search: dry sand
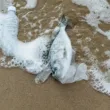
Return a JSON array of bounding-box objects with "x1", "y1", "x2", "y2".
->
[{"x1": 0, "y1": 0, "x2": 110, "y2": 110}]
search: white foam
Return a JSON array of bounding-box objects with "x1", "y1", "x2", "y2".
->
[
  {"x1": 72, "y1": 0, "x2": 110, "y2": 95},
  {"x1": 72, "y1": 0, "x2": 110, "y2": 40},
  {"x1": 49, "y1": 18, "x2": 58, "y2": 28},
  {"x1": 16, "y1": 3, "x2": 21, "y2": 8},
  {"x1": 82, "y1": 45, "x2": 110, "y2": 96},
  {"x1": 105, "y1": 51, "x2": 110, "y2": 57},
  {"x1": 21, "y1": 0, "x2": 37, "y2": 9},
  {"x1": 0, "y1": 34, "x2": 52, "y2": 74},
  {"x1": 103, "y1": 59, "x2": 110, "y2": 69},
  {"x1": 0, "y1": 6, "x2": 53, "y2": 75},
  {"x1": 89, "y1": 65, "x2": 110, "y2": 96}
]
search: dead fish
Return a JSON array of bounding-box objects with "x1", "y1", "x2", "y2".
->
[
  {"x1": 34, "y1": 26, "x2": 60, "y2": 84},
  {"x1": 49, "y1": 15, "x2": 88, "y2": 84}
]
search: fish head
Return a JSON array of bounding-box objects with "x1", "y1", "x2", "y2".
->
[{"x1": 51, "y1": 61, "x2": 64, "y2": 80}]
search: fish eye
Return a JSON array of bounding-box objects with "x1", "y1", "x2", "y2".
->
[
  {"x1": 52, "y1": 67, "x2": 58, "y2": 74},
  {"x1": 54, "y1": 67, "x2": 58, "y2": 72}
]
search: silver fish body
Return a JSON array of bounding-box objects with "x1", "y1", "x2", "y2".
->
[
  {"x1": 49, "y1": 16, "x2": 88, "y2": 84},
  {"x1": 49, "y1": 16, "x2": 74, "y2": 81}
]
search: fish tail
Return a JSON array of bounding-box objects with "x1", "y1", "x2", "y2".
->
[{"x1": 59, "y1": 15, "x2": 69, "y2": 28}]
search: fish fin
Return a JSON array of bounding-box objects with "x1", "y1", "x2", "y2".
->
[
  {"x1": 71, "y1": 48, "x2": 76, "y2": 64},
  {"x1": 59, "y1": 14, "x2": 73, "y2": 29},
  {"x1": 58, "y1": 64, "x2": 77, "y2": 84},
  {"x1": 74, "y1": 63, "x2": 88, "y2": 82},
  {"x1": 59, "y1": 15, "x2": 69, "y2": 27},
  {"x1": 35, "y1": 67, "x2": 52, "y2": 84},
  {"x1": 58, "y1": 63, "x2": 88, "y2": 84}
]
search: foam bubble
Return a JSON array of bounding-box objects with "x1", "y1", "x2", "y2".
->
[
  {"x1": 105, "y1": 51, "x2": 110, "y2": 57},
  {"x1": 82, "y1": 46, "x2": 110, "y2": 96},
  {"x1": 0, "y1": 34, "x2": 52, "y2": 74},
  {"x1": 0, "y1": 5, "x2": 55, "y2": 75},
  {"x1": 22, "y1": 0, "x2": 37, "y2": 9},
  {"x1": 103, "y1": 59, "x2": 110, "y2": 69},
  {"x1": 89, "y1": 65, "x2": 110, "y2": 96}
]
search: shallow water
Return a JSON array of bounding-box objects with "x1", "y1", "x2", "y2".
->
[
  {"x1": 13, "y1": 0, "x2": 109, "y2": 63},
  {"x1": 16, "y1": 0, "x2": 110, "y2": 94}
]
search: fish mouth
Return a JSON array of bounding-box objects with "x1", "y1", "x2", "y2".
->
[
  {"x1": 52, "y1": 74, "x2": 58, "y2": 80},
  {"x1": 51, "y1": 67, "x2": 60, "y2": 80}
]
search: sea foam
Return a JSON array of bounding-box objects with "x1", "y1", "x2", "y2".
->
[
  {"x1": 72, "y1": 0, "x2": 110, "y2": 96},
  {"x1": 0, "y1": 6, "x2": 52, "y2": 75},
  {"x1": 72, "y1": 0, "x2": 110, "y2": 40}
]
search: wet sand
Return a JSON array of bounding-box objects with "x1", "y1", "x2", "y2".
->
[
  {"x1": 0, "y1": 0, "x2": 110, "y2": 110},
  {"x1": 0, "y1": 69, "x2": 110, "y2": 110}
]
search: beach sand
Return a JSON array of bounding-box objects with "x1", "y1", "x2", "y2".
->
[
  {"x1": 0, "y1": 69, "x2": 110, "y2": 110},
  {"x1": 0, "y1": 0, "x2": 110, "y2": 110}
]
